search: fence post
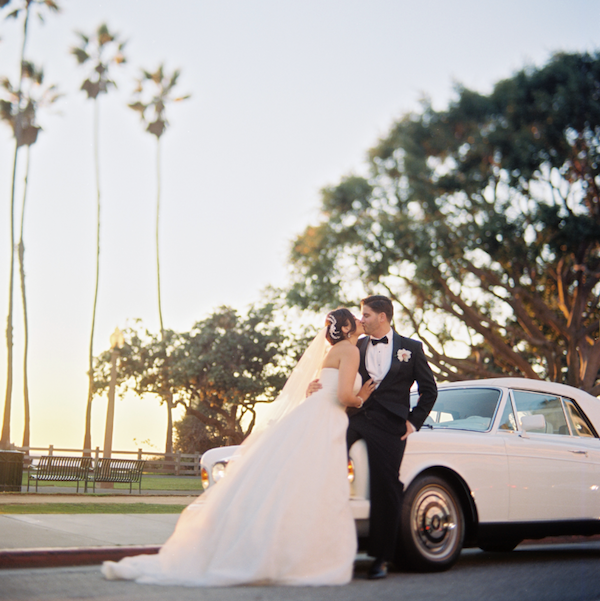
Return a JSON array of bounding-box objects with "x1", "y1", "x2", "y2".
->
[
  {"x1": 175, "y1": 451, "x2": 181, "y2": 476},
  {"x1": 49, "y1": 445, "x2": 54, "y2": 456},
  {"x1": 94, "y1": 447, "x2": 100, "y2": 463},
  {"x1": 194, "y1": 453, "x2": 200, "y2": 476},
  {"x1": 138, "y1": 448, "x2": 142, "y2": 461},
  {"x1": 20, "y1": 446, "x2": 31, "y2": 467}
]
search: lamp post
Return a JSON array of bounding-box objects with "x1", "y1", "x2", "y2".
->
[{"x1": 101, "y1": 327, "x2": 124, "y2": 488}]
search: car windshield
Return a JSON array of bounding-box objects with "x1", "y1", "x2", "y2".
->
[{"x1": 410, "y1": 387, "x2": 502, "y2": 432}]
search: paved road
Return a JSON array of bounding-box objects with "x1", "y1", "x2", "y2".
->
[{"x1": 1, "y1": 542, "x2": 599, "y2": 601}]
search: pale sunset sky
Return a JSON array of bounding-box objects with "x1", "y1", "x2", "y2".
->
[{"x1": 0, "y1": 0, "x2": 598, "y2": 454}]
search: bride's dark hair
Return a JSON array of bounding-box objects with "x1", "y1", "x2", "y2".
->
[{"x1": 325, "y1": 308, "x2": 356, "y2": 345}]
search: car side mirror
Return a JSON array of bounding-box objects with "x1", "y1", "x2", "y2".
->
[{"x1": 520, "y1": 414, "x2": 546, "y2": 432}]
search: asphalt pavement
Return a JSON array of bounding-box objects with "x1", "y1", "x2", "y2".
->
[{"x1": 2, "y1": 544, "x2": 600, "y2": 601}]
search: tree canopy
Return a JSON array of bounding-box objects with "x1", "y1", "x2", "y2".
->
[
  {"x1": 94, "y1": 303, "x2": 302, "y2": 452},
  {"x1": 289, "y1": 52, "x2": 600, "y2": 395}
]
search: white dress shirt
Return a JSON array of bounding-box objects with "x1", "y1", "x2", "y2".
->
[{"x1": 365, "y1": 328, "x2": 394, "y2": 386}]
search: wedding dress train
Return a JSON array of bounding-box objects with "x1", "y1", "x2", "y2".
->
[{"x1": 102, "y1": 368, "x2": 358, "y2": 587}]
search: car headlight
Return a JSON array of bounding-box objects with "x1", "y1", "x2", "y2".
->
[
  {"x1": 200, "y1": 467, "x2": 210, "y2": 490},
  {"x1": 211, "y1": 461, "x2": 228, "y2": 483},
  {"x1": 347, "y1": 459, "x2": 355, "y2": 483}
]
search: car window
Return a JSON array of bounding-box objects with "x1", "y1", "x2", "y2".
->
[
  {"x1": 498, "y1": 397, "x2": 517, "y2": 431},
  {"x1": 413, "y1": 388, "x2": 502, "y2": 432},
  {"x1": 563, "y1": 398, "x2": 596, "y2": 438},
  {"x1": 512, "y1": 390, "x2": 569, "y2": 435}
]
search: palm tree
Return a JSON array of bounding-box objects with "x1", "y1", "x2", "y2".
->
[
  {"x1": 0, "y1": 0, "x2": 59, "y2": 451},
  {"x1": 0, "y1": 64, "x2": 60, "y2": 448},
  {"x1": 128, "y1": 65, "x2": 189, "y2": 455},
  {"x1": 71, "y1": 23, "x2": 126, "y2": 455},
  {"x1": 16, "y1": 64, "x2": 60, "y2": 448}
]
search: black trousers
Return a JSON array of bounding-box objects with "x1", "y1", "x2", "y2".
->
[{"x1": 347, "y1": 402, "x2": 407, "y2": 561}]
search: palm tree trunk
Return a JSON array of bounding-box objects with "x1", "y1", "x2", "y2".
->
[
  {"x1": 1, "y1": 142, "x2": 19, "y2": 450},
  {"x1": 165, "y1": 392, "x2": 174, "y2": 458},
  {"x1": 20, "y1": 2, "x2": 31, "y2": 62},
  {"x1": 83, "y1": 98, "x2": 101, "y2": 456},
  {"x1": 155, "y1": 138, "x2": 173, "y2": 457},
  {"x1": 18, "y1": 147, "x2": 31, "y2": 448},
  {"x1": 156, "y1": 138, "x2": 164, "y2": 334},
  {"x1": 17, "y1": 4, "x2": 32, "y2": 450}
]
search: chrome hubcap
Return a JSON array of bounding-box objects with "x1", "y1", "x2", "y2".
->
[{"x1": 411, "y1": 485, "x2": 459, "y2": 560}]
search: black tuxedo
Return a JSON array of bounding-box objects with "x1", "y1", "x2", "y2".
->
[{"x1": 348, "y1": 330, "x2": 437, "y2": 561}]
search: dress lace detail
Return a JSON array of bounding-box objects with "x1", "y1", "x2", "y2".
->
[{"x1": 102, "y1": 368, "x2": 358, "y2": 587}]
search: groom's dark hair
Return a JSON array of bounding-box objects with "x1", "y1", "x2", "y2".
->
[{"x1": 361, "y1": 295, "x2": 393, "y2": 322}]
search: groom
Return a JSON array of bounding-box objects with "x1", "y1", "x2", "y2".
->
[{"x1": 351, "y1": 295, "x2": 437, "y2": 579}]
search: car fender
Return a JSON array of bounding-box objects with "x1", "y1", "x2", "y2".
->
[
  {"x1": 400, "y1": 430, "x2": 509, "y2": 523},
  {"x1": 349, "y1": 430, "x2": 510, "y2": 523}
]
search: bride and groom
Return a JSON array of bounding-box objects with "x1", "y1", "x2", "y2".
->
[{"x1": 102, "y1": 295, "x2": 438, "y2": 586}]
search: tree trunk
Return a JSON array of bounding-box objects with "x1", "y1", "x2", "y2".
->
[
  {"x1": 155, "y1": 138, "x2": 164, "y2": 333},
  {"x1": 18, "y1": 148, "x2": 31, "y2": 448},
  {"x1": 83, "y1": 98, "x2": 101, "y2": 456},
  {"x1": 155, "y1": 138, "x2": 173, "y2": 457},
  {"x1": 18, "y1": 146, "x2": 31, "y2": 447},
  {"x1": 0, "y1": 142, "x2": 19, "y2": 450},
  {"x1": 164, "y1": 392, "x2": 174, "y2": 458}
]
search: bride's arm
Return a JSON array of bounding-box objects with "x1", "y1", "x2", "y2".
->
[{"x1": 337, "y1": 346, "x2": 373, "y2": 407}]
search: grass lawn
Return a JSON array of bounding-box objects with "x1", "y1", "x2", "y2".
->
[
  {"x1": 22, "y1": 474, "x2": 203, "y2": 491},
  {"x1": 0, "y1": 503, "x2": 187, "y2": 514}
]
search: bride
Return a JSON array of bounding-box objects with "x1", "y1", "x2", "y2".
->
[{"x1": 102, "y1": 308, "x2": 375, "y2": 587}]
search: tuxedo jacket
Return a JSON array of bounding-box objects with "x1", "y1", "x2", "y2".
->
[{"x1": 357, "y1": 331, "x2": 437, "y2": 430}]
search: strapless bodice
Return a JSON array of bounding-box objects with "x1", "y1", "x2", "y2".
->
[{"x1": 317, "y1": 368, "x2": 361, "y2": 397}]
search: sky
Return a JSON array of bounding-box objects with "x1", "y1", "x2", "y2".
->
[{"x1": 0, "y1": 0, "x2": 599, "y2": 456}]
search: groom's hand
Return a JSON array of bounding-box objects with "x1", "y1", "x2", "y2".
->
[
  {"x1": 306, "y1": 379, "x2": 322, "y2": 397},
  {"x1": 401, "y1": 420, "x2": 416, "y2": 441}
]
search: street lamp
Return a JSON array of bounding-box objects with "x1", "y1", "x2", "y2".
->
[{"x1": 102, "y1": 327, "x2": 124, "y2": 463}]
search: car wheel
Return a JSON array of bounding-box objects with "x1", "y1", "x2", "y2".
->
[
  {"x1": 479, "y1": 539, "x2": 521, "y2": 553},
  {"x1": 396, "y1": 475, "x2": 465, "y2": 572}
]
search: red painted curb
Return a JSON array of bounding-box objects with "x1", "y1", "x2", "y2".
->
[{"x1": 0, "y1": 545, "x2": 160, "y2": 569}]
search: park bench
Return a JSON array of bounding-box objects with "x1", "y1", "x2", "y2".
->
[
  {"x1": 27, "y1": 456, "x2": 93, "y2": 493},
  {"x1": 89, "y1": 458, "x2": 146, "y2": 493}
]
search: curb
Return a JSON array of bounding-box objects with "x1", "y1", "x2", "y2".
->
[{"x1": 0, "y1": 545, "x2": 160, "y2": 570}]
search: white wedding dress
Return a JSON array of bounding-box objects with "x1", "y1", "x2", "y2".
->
[{"x1": 102, "y1": 368, "x2": 358, "y2": 587}]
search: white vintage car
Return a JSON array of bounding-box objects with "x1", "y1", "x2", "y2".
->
[{"x1": 200, "y1": 377, "x2": 600, "y2": 571}]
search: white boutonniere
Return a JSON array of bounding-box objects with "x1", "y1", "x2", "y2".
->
[{"x1": 397, "y1": 349, "x2": 412, "y2": 362}]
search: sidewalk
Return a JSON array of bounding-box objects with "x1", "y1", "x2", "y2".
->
[{"x1": 0, "y1": 488, "x2": 198, "y2": 568}]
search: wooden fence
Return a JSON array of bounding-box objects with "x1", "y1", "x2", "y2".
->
[{"x1": 15, "y1": 446, "x2": 202, "y2": 477}]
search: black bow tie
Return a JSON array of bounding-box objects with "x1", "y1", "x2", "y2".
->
[{"x1": 371, "y1": 336, "x2": 388, "y2": 346}]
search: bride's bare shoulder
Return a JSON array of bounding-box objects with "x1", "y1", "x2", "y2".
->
[{"x1": 339, "y1": 343, "x2": 359, "y2": 357}]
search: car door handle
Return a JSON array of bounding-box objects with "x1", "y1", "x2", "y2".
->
[{"x1": 570, "y1": 450, "x2": 588, "y2": 456}]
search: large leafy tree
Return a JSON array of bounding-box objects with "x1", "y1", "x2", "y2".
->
[
  {"x1": 0, "y1": 0, "x2": 59, "y2": 450},
  {"x1": 71, "y1": 23, "x2": 126, "y2": 454},
  {"x1": 93, "y1": 303, "x2": 297, "y2": 452},
  {"x1": 169, "y1": 305, "x2": 290, "y2": 449},
  {"x1": 289, "y1": 52, "x2": 600, "y2": 395}
]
